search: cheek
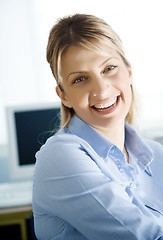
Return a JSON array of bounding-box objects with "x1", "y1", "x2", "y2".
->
[
  {"x1": 117, "y1": 75, "x2": 132, "y2": 101},
  {"x1": 124, "y1": 84, "x2": 132, "y2": 100},
  {"x1": 124, "y1": 85, "x2": 133, "y2": 109},
  {"x1": 65, "y1": 89, "x2": 88, "y2": 107}
]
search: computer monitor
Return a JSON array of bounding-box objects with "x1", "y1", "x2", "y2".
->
[{"x1": 6, "y1": 102, "x2": 61, "y2": 181}]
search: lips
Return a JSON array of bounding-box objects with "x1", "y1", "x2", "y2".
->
[{"x1": 92, "y1": 96, "x2": 119, "y2": 112}]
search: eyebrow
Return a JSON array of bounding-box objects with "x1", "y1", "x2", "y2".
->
[
  {"x1": 99, "y1": 57, "x2": 113, "y2": 68},
  {"x1": 66, "y1": 57, "x2": 115, "y2": 80},
  {"x1": 67, "y1": 71, "x2": 87, "y2": 80}
]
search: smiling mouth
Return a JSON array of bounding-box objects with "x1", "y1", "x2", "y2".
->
[{"x1": 92, "y1": 96, "x2": 119, "y2": 112}]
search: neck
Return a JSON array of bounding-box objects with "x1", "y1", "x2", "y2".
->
[{"x1": 93, "y1": 120, "x2": 127, "y2": 156}]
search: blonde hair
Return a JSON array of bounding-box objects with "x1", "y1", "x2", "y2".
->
[{"x1": 47, "y1": 13, "x2": 136, "y2": 127}]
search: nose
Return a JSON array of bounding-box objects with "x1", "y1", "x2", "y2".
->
[{"x1": 91, "y1": 76, "x2": 111, "y2": 99}]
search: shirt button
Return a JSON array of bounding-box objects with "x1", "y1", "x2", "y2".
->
[{"x1": 129, "y1": 182, "x2": 136, "y2": 189}]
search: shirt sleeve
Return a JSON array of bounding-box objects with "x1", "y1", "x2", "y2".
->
[{"x1": 33, "y1": 138, "x2": 163, "y2": 240}]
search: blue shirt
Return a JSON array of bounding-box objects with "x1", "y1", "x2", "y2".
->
[{"x1": 33, "y1": 115, "x2": 163, "y2": 240}]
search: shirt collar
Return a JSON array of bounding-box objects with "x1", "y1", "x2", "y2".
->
[
  {"x1": 67, "y1": 115, "x2": 154, "y2": 170},
  {"x1": 125, "y1": 122, "x2": 154, "y2": 172},
  {"x1": 67, "y1": 115, "x2": 113, "y2": 159}
]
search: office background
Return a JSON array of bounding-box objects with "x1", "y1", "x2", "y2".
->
[{"x1": 0, "y1": 0, "x2": 163, "y2": 181}]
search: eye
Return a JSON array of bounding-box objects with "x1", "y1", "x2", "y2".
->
[
  {"x1": 73, "y1": 76, "x2": 87, "y2": 84},
  {"x1": 103, "y1": 65, "x2": 117, "y2": 73}
]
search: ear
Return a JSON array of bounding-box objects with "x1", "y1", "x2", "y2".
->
[{"x1": 56, "y1": 85, "x2": 72, "y2": 108}]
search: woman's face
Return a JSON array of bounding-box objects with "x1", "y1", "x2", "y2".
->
[{"x1": 56, "y1": 43, "x2": 133, "y2": 131}]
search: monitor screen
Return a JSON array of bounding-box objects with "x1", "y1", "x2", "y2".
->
[{"x1": 6, "y1": 102, "x2": 61, "y2": 181}]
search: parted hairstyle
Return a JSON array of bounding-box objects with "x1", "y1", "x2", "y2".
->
[{"x1": 46, "y1": 13, "x2": 136, "y2": 127}]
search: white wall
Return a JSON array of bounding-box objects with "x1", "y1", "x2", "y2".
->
[{"x1": 1, "y1": 0, "x2": 163, "y2": 144}]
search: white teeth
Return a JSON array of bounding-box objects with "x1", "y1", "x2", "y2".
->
[{"x1": 94, "y1": 97, "x2": 117, "y2": 110}]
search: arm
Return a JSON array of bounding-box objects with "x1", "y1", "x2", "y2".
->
[{"x1": 34, "y1": 140, "x2": 163, "y2": 240}]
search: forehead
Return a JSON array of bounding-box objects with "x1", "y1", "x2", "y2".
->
[
  {"x1": 62, "y1": 43, "x2": 119, "y2": 60},
  {"x1": 60, "y1": 44, "x2": 120, "y2": 75}
]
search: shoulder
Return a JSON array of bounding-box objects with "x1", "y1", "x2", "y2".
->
[
  {"x1": 37, "y1": 129, "x2": 92, "y2": 155},
  {"x1": 145, "y1": 138, "x2": 163, "y2": 156},
  {"x1": 36, "y1": 131, "x2": 83, "y2": 159},
  {"x1": 35, "y1": 130, "x2": 95, "y2": 169},
  {"x1": 34, "y1": 129, "x2": 101, "y2": 182}
]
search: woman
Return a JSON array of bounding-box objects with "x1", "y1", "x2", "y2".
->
[{"x1": 33, "y1": 14, "x2": 163, "y2": 239}]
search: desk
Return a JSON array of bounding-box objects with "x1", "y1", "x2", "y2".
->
[{"x1": 0, "y1": 205, "x2": 36, "y2": 240}]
